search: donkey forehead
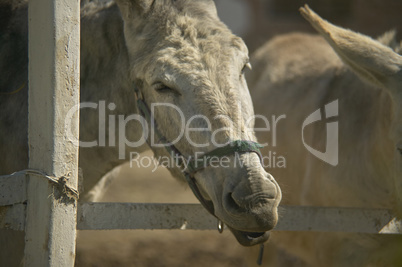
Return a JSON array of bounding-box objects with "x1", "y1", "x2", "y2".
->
[
  {"x1": 129, "y1": 1, "x2": 249, "y2": 78},
  {"x1": 139, "y1": 19, "x2": 248, "y2": 87}
]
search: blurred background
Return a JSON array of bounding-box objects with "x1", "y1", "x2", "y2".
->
[
  {"x1": 75, "y1": 1, "x2": 402, "y2": 266},
  {"x1": 216, "y1": 0, "x2": 402, "y2": 52}
]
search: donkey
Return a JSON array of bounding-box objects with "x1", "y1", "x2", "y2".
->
[
  {"x1": 248, "y1": 5, "x2": 402, "y2": 266},
  {"x1": 0, "y1": 0, "x2": 282, "y2": 264}
]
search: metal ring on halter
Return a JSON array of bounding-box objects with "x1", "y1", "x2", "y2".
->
[{"x1": 217, "y1": 220, "x2": 224, "y2": 233}]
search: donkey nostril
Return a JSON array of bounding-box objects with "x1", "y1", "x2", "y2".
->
[{"x1": 225, "y1": 192, "x2": 243, "y2": 212}]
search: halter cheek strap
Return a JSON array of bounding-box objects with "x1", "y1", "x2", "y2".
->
[{"x1": 133, "y1": 85, "x2": 264, "y2": 217}]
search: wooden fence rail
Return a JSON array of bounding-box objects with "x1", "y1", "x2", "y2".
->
[{"x1": 1, "y1": 176, "x2": 401, "y2": 234}]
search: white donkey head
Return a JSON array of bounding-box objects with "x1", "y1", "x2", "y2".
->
[{"x1": 114, "y1": 0, "x2": 282, "y2": 245}]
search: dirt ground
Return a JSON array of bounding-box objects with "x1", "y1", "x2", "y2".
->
[{"x1": 75, "y1": 152, "x2": 291, "y2": 267}]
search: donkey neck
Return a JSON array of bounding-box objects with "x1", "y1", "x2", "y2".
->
[{"x1": 79, "y1": 2, "x2": 150, "y2": 193}]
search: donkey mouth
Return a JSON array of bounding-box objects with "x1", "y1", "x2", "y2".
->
[{"x1": 229, "y1": 227, "x2": 270, "y2": 246}]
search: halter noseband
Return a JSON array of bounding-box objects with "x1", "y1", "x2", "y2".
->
[{"x1": 134, "y1": 85, "x2": 264, "y2": 217}]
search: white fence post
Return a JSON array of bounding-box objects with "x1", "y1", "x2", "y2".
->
[{"x1": 24, "y1": 0, "x2": 80, "y2": 265}]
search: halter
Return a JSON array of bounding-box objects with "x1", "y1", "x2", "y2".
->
[{"x1": 133, "y1": 85, "x2": 264, "y2": 218}]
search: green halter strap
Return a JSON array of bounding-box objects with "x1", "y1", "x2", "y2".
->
[{"x1": 186, "y1": 140, "x2": 264, "y2": 175}]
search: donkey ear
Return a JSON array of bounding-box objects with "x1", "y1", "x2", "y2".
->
[
  {"x1": 376, "y1": 29, "x2": 398, "y2": 48},
  {"x1": 300, "y1": 5, "x2": 402, "y2": 92},
  {"x1": 115, "y1": 0, "x2": 154, "y2": 20},
  {"x1": 174, "y1": 0, "x2": 218, "y2": 20}
]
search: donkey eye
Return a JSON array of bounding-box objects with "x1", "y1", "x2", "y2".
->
[
  {"x1": 156, "y1": 85, "x2": 172, "y2": 93},
  {"x1": 154, "y1": 83, "x2": 178, "y2": 94}
]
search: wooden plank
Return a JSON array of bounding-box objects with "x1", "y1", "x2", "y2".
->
[
  {"x1": 24, "y1": 0, "x2": 80, "y2": 265},
  {"x1": 2, "y1": 200, "x2": 399, "y2": 234},
  {"x1": 77, "y1": 203, "x2": 402, "y2": 234},
  {"x1": 0, "y1": 173, "x2": 27, "y2": 206},
  {"x1": 275, "y1": 206, "x2": 399, "y2": 234},
  {"x1": 77, "y1": 203, "x2": 216, "y2": 230}
]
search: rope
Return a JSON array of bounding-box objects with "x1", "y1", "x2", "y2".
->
[
  {"x1": 257, "y1": 244, "x2": 265, "y2": 265},
  {"x1": 0, "y1": 82, "x2": 26, "y2": 95},
  {"x1": 7, "y1": 169, "x2": 79, "y2": 201}
]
